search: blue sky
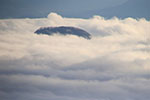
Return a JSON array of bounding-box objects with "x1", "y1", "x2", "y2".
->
[
  {"x1": 0, "y1": 0, "x2": 127, "y2": 18},
  {"x1": 0, "y1": 0, "x2": 149, "y2": 19}
]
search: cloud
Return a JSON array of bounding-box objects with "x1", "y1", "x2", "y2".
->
[{"x1": 0, "y1": 13, "x2": 150, "y2": 100}]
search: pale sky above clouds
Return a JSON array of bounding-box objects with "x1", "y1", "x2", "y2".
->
[
  {"x1": 0, "y1": 0, "x2": 127, "y2": 18},
  {"x1": 0, "y1": 0, "x2": 149, "y2": 19}
]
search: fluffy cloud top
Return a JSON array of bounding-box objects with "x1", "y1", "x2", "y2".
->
[{"x1": 0, "y1": 13, "x2": 150, "y2": 100}]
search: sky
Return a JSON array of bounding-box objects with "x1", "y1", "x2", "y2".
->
[
  {"x1": 0, "y1": 0, "x2": 150, "y2": 100},
  {"x1": 0, "y1": 0, "x2": 127, "y2": 18},
  {"x1": 0, "y1": 0, "x2": 149, "y2": 19}
]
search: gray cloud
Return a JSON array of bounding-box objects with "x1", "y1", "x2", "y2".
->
[{"x1": 0, "y1": 13, "x2": 149, "y2": 100}]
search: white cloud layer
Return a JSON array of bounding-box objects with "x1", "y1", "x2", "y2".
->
[{"x1": 0, "y1": 13, "x2": 150, "y2": 100}]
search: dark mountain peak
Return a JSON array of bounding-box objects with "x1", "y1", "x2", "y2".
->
[{"x1": 35, "y1": 26, "x2": 92, "y2": 39}]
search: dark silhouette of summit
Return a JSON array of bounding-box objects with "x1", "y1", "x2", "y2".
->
[{"x1": 35, "y1": 26, "x2": 91, "y2": 39}]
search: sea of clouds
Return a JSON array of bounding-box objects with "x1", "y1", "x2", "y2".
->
[{"x1": 0, "y1": 13, "x2": 150, "y2": 100}]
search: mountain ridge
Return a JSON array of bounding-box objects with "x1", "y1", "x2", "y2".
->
[{"x1": 35, "y1": 26, "x2": 92, "y2": 39}]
